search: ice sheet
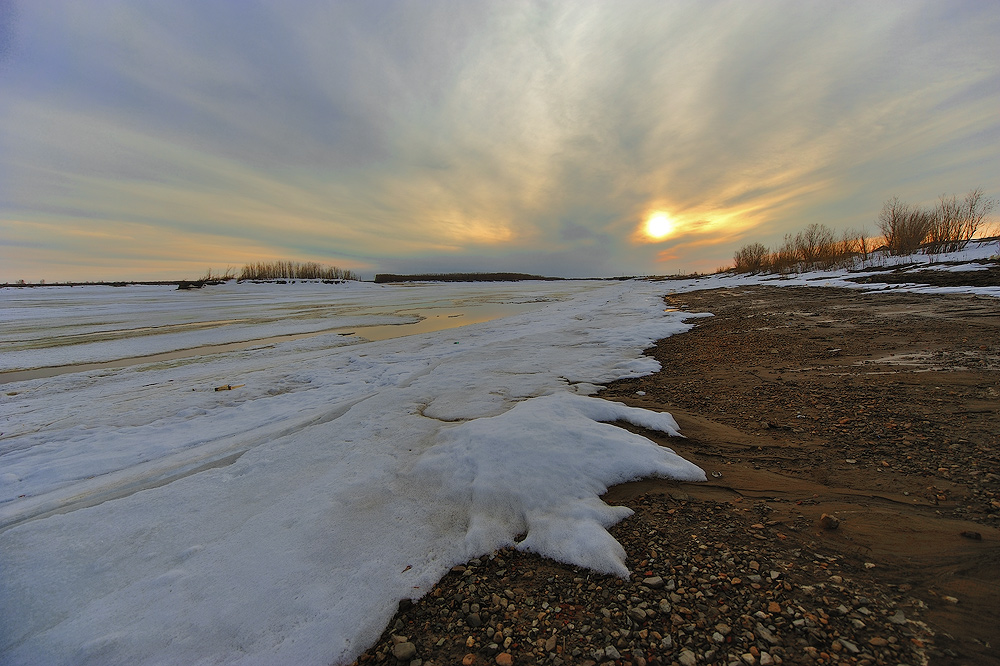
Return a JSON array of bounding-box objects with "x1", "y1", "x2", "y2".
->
[{"x1": 0, "y1": 280, "x2": 704, "y2": 665}]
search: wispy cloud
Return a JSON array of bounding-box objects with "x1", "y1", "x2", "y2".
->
[{"x1": 2, "y1": 0, "x2": 999, "y2": 280}]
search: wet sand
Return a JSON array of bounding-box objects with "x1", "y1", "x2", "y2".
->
[{"x1": 603, "y1": 285, "x2": 1000, "y2": 664}]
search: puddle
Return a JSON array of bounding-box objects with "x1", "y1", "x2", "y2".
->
[{"x1": 0, "y1": 301, "x2": 544, "y2": 384}]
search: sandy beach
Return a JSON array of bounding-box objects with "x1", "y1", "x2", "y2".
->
[{"x1": 354, "y1": 285, "x2": 1000, "y2": 666}]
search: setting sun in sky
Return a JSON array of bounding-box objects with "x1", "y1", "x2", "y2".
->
[
  {"x1": 1, "y1": 2, "x2": 999, "y2": 281},
  {"x1": 644, "y1": 213, "x2": 675, "y2": 240}
]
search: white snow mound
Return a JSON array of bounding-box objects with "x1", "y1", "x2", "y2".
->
[{"x1": 414, "y1": 392, "x2": 704, "y2": 577}]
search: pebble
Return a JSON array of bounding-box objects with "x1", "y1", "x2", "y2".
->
[
  {"x1": 627, "y1": 608, "x2": 646, "y2": 622},
  {"x1": 819, "y1": 513, "x2": 840, "y2": 530},
  {"x1": 392, "y1": 642, "x2": 416, "y2": 660},
  {"x1": 353, "y1": 495, "x2": 939, "y2": 666},
  {"x1": 642, "y1": 576, "x2": 665, "y2": 589}
]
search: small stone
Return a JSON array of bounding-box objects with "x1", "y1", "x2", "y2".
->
[
  {"x1": 960, "y1": 531, "x2": 982, "y2": 540},
  {"x1": 755, "y1": 623, "x2": 778, "y2": 645},
  {"x1": 462, "y1": 654, "x2": 477, "y2": 665},
  {"x1": 495, "y1": 653, "x2": 513, "y2": 666},
  {"x1": 627, "y1": 608, "x2": 647, "y2": 622},
  {"x1": 392, "y1": 642, "x2": 417, "y2": 661},
  {"x1": 869, "y1": 637, "x2": 888, "y2": 647},
  {"x1": 839, "y1": 638, "x2": 859, "y2": 654},
  {"x1": 889, "y1": 610, "x2": 907, "y2": 625},
  {"x1": 643, "y1": 576, "x2": 665, "y2": 589},
  {"x1": 679, "y1": 649, "x2": 697, "y2": 666},
  {"x1": 605, "y1": 646, "x2": 622, "y2": 660},
  {"x1": 741, "y1": 653, "x2": 756, "y2": 665},
  {"x1": 467, "y1": 613, "x2": 482, "y2": 628},
  {"x1": 767, "y1": 602, "x2": 781, "y2": 614},
  {"x1": 545, "y1": 633, "x2": 557, "y2": 652},
  {"x1": 759, "y1": 652, "x2": 774, "y2": 666},
  {"x1": 819, "y1": 513, "x2": 840, "y2": 530},
  {"x1": 943, "y1": 595, "x2": 959, "y2": 604}
]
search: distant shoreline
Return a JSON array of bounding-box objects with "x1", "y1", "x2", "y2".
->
[
  {"x1": 0, "y1": 278, "x2": 358, "y2": 289},
  {"x1": 1, "y1": 274, "x2": 636, "y2": 288}
]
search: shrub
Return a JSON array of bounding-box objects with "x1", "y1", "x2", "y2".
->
[
  {"x1": 199, "y1": 267, "x2": 237, "y2": 282},
  {"x1": 795, "y1": 223, "x2": 837, "y2": 268},
  {"x1": 926, "y1": 188, "x2": 998, "y2": 254},
  {"x1": 768, "y1": 234, "x2": 800, "y2": 274},
  {"x1": 877, "y1": 196, "x2": 936, "y2": 256},
  {"x1": 733, "y1": 242, "x2": 769, "y2": 273}
]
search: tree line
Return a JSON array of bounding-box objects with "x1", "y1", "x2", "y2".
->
[
  {"x1": 198, "y1": 261, "x2": 359, "y2": 282},
  {"x1": 238, "y1": 261, "x2": 358, "y2": 281},
  {"x1": 732, "y1": 188, "x2": 997, "y2": 274}
]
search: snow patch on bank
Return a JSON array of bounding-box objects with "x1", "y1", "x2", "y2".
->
[{"x1": 416, "y1": 393, "x2": 703, "y2": 578}]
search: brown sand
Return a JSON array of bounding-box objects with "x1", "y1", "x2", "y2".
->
[
  {"x1": 603, "y1": 285, "x2": 1000, "y2": 664},
  {"x1": 354, "y1": 285, "x2": 1000, "y2": 666}
]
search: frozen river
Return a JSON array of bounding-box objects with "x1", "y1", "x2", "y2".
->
[
  {"x1": 0, "y1": 279, "x2": 706, "y2": 665},
  {"x1": 0, "y1": 281, "x2": 571, "y2": 382}
]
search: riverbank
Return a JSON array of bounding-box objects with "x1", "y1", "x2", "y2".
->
[{"x1": 353, "y1": 285, "x2": 1000, "y2": 666}]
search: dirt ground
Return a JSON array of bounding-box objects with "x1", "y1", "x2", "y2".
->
[
  {"x1": 603, "y1": 285, "x2": 1000, "y2": 664},
  {"x1": 353, "y1": 285, "x2": 1000, "y2": 666}
]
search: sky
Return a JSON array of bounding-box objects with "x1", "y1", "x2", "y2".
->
[{"x1": 1, "y1": 0, "x2": 999, "y2": 282}]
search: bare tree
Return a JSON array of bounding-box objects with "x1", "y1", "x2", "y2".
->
[
  {"x1": 960, "y1": 188, "x2": 998, "y2": 239},
  {"x1": 855, "y1": 227, "x2": 873, "y2": 265},
  {"x1": 794, "y1": 223, "x2": 838, "y2": 268},
  {"x1": 733, "y1": 242, "x2": 769, "y2": 273},
  {"x1": 769, "y1": 234, "x2": 799, "y2": 274},
  {"x1": 877, "y1": 196, "x2": 935, "y2": 255},
  {"x1": 925, "y1": 188, "x2": 997, "y2": 253}
]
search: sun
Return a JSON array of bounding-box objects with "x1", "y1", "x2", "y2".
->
[{"x1": 644, "y1": 212, "x2": 674, "y2": 239}]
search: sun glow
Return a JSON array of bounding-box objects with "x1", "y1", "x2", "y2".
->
[{"x1": 644, "y1": 212, "x2": 675, "y2": 239}]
